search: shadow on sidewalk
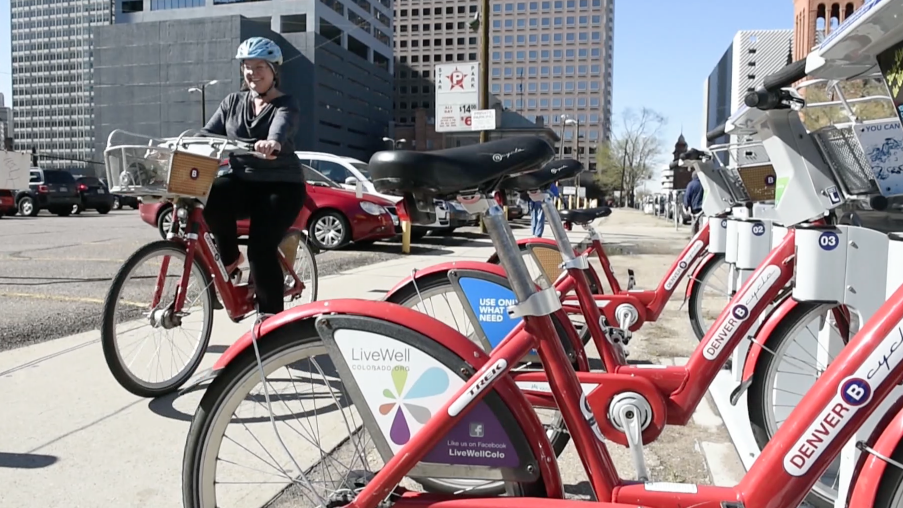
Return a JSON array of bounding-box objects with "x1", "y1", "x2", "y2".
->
[{"x1": 0, "y1": 452, "x2": 58, "y2": 469}]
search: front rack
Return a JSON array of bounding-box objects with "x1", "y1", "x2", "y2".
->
[{"x1": 103, "y1": 129, "x2": 230, "y2": 201}]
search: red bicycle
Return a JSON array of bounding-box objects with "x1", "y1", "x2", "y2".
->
[
  {"x1": 100, "y1": 130, "x2": 318, "y2": 398},
  {"x1": 180, "y1": 135, "x2": 903, "y2": 508}
]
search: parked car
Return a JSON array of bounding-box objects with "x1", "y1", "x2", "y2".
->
[
  {"x1": 295, "y1": 151, "x2": 459, "y2": 236},
  {"x1": 14, "y1": 168, "x2": 81, "y2": 217},
  {"x1": 98, "y1": 179, "x2": 139, "y2": 210},
  {"x1": 73, "y1": 176, "x2": 115, "y2": 214},
  {"x1": 0, "y1": 189, "x2": 15, "y2": 217},
  {"x1": 139, "y1": 165, "x2": 397, "y2": 250}
]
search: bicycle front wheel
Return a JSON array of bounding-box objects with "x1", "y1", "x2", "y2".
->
[
  {"x1": 281, "y1": 230, "x2": 319, "y2": 308},
  {"x1": 101, "y1": 240, "x2": 216, "y2": 398},
  {"x1": 182, "y1": 319, "x2": 546, "y2": 507}
]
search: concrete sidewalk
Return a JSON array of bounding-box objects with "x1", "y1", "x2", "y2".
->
[{"x1": 0, "y1": 213, "x2": 613, "y2": 507}]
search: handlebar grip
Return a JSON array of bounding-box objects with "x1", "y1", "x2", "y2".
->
[
  {"x1": 706, "y1": 124, "x2": 726, "y2": 142},
  {"x1": 680, "y1": 148, "x2": 707, "y2": 161},
  {"x1": 762, "y1": 58, "x2": 808, "y2": 91}
]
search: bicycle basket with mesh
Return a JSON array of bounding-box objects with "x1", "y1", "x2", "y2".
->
[
  {"x1": 810, "y1": 124, "x2": 882, "y2": 197},
  {"x1": 103, "y1": 130, "x2": 223, "y2": 200}
]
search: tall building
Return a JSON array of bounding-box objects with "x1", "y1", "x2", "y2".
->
[
  {"x1": 392, "y1": 0, "x2": 614, "y2": 169},
  {"x1": 10, "y1": 0, "x2": 113, "y2": 168},
  {"x1": 701, "y1": 29, "x2": 794, "y2": 165},
  {"x1": 0, "y1": 93, "x2": 12, "y2": 149},
  {"x1": 93, "y1": 0, "x2": 394, "y2": 162},
  {"x1": 793, "y1": 0, "x2": 864, "y2": 61}
]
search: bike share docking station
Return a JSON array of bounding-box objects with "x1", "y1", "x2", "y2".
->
[{"x1": 696, "y1": 18, "x2": 903, "y2": 504}]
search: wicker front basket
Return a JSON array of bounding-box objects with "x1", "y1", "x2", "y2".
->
[
  {"x1": 167, "y1": 151, "x2": 221, "y2": 199},
  {"x1": 737, "y1": 164, "x2": 777, "y2": 202}
]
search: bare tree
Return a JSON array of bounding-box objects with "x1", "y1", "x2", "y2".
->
[{"x1": 595, "y1": 107, "x2": 667, "y2": 206}]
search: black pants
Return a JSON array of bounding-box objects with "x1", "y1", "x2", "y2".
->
[{"x1": 203, "y1": 175, "x2": 306, "y2": 314}]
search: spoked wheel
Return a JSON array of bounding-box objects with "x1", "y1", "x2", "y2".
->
[
  {"x1": 279, "y1": 230, "x2": 319, "y2": 309},
  {"x1": 490, "y1": 245, "x2": 602, "y2": 294},
  {"x1": 748, "y1": 301, "x2": 853, "y2": 508},
  {"x1": 687, "y1": 254, "x2": 732, "y2": 341},
  {"x1": 182, "y1": 320, "x2": 546, "y2": 507},
  {"x1": 101, "y1": 241, "x2": 216, "y2": 398},
  {"x1": 384, "y1": 273, "x2": 585, "y2": 458}
]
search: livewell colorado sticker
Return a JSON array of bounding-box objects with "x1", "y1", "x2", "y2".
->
[{"x1": 333, "y1": 328, "x2": 519, "y2": 467}]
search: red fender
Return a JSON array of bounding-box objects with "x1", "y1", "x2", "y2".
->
[
  {"x1": 212, "y1": 299, "x2": 565, "y2": 498},
  {"x1": 383, "y1": 261, "x2": 489, "y2": 299},
  {"x1": 382, "y1": 260, "x2": 590, "y2": 372},
  {"x1": 684, "y1": 252, "x2": 718, "y2": 301},
  {"x1": 740, "y1": 296, "x2": 800, "y2": 382},
  {"x1": 849, "y1": 401, "x2": 903, "y2": 507},
  {"x1": 486, "y1": 238, "x2": 559, "y2": 264}
]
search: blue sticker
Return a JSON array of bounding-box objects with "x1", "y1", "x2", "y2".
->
[
  {"x1": 751, "y1": 222, "x2": 766, "y2": 236},
  {"x1": 732, "y1": 304, "x2": 749, "y2": 321},
  {"x1": 819, "y1": 231, "x2": 839, "y2": 251},
  {"x1": 840, "y1": 378, "x2": 871, "y2": 407},
  {"x1": 765, "y1": 174, "x2": 776, "y2": 186},
  {"x1": 458, "y1": 278, "x2": 522, "y2": 348},
  {"x1": 826, "y1": 186, "x2": 842, "y2": 205}
]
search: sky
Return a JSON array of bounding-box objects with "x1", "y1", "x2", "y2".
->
[{"x1": 0, "y1": 0, "x2": 795, "y2": 183}]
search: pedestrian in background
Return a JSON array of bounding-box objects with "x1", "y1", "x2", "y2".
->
[
  {"x1": 531, "y1": 182, "x2": 559, "y2": 237},
  {"x1": 683, "y1": 169, "x2": 704, "y2": 234}
]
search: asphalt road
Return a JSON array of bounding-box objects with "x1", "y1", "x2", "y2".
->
[{"x1": 0, "y1": 209, "x2": 490, "y2": 351}]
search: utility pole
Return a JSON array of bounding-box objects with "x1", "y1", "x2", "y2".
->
[
  {"x1": 618, "y1": 140, "x2": 628, "y2": 207},
  {"x1": 479, "y1": 0, "x2": 490, "y2": 144}
]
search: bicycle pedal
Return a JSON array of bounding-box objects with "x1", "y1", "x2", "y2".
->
[{"x1": 627, "y1": 269, "x2": 637, "y2": 290}]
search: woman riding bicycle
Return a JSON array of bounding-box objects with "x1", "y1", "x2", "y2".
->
[{"x1": 201, "y1": 36, "x2": 306, "y2": 316}]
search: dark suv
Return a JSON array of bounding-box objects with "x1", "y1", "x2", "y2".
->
[
  {"x1": 15, "y1": 168, "x2": 81, "y2": 217},
  {"x1": 74, "y1": 176, "x2": 115, "y2": 214}
]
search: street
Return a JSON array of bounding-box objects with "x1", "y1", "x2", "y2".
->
[{"x1": 0, "y1": 210, "x2": 491, "y2": 351}]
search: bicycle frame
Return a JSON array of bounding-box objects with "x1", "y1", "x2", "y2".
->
[
  {"x1": 558, "y1": 222, "x2": 711, "y2": 324},
  {"x1": 160, "y1": 201, "x2": 306, "y2": 323},
  {"x1": 338, "y1": 226, "x2": 903, "y2": 508}
]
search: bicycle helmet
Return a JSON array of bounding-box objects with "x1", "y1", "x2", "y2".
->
[{"x1": 235, "y1": 37, "x2": 283, "y2": 66}]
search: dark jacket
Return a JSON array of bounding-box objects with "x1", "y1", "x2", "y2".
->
[
  {"x1": 202, "y1": 91, "x2": 304, "y2": 184},
  {"x1": 684, "y1": 176, "x2": 703, "y2": 212}
]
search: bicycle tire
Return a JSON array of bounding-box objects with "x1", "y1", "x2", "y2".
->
[
  {"x1": 687, "y1": 253, "x2": 728, "y2": 342},
  {"x1": 181, "y1": 319, "x2": 548, "y2": 507},
  {"x1": 747, "y1": 301, "x2": 840, "y2": 508},
  {"x1": 384, "y1": 272, "x2": 586, "y2": 458},
  {"x1": 874, "y1": 439, "x2": 903, "y2": 508},
  {"x1": 101, "y1": 240, "x2": 216, "y2": 398},
  {"x1": 488, "y1": 245, "x2": 603, "y2": 295},
  {"x1": 282, "y1": 230, "x2": 319, "y2": 306}
]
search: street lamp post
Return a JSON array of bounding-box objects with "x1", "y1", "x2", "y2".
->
[
  {"x1": 188, "y1": 79, "x2": 219, "y2": 126},
  {"x1": 382, "y1": 137, "x2": 407, "y2": 150},
  {"x1": 564, "y1": 117, "x2": 579, "y2": 206}
]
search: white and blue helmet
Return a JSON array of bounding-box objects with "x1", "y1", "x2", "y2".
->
[{"x1": 235, "y1": 37, "x2": 284, "y2": 66}]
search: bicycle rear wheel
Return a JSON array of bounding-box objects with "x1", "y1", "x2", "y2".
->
[{"x1": 101, "y1": 241, "x2": 216, "y2": 398}]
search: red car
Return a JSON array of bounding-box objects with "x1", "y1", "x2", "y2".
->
[{"x1": 139, "y1": 165, "x2": 397, "y2": 250}]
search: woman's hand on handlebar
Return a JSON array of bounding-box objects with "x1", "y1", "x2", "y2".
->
[{"x1": 254, "y1": 140, "x2": 281, "y2": 158}]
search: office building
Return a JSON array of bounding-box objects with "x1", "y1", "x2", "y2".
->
[
  {"x1": 392, "y1": 0, "x2": 614, "y2": 170},
  {"x1": 0, "y1": 93, "x2": 12, "y2": 149},
  {"x1": 91, "y1": 0, "x2": 394, "y2": 162},
  {"x1": 701, "y1": 29, "x2": 793, "y2": 166},
  {"x1": 793, "y1": 0, "x2": 864, "y2": 61},
  {"x1": 10, "y1": 0, "x2": 113, "y2": 169}
]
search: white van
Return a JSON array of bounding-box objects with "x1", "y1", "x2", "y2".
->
[{"x1": 295, "y1": 151, "x2": 455, "y2": 236}]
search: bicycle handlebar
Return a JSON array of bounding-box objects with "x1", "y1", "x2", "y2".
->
[
  {"x1": 706, "y1": 123, "x2": 727, "y2": 142},
  {"x1": 762, "y1": 58, "x2": 808, "y2": 91},
  {"x1": 743, "y1": 58, "x2": 809, "y2": 111}
]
